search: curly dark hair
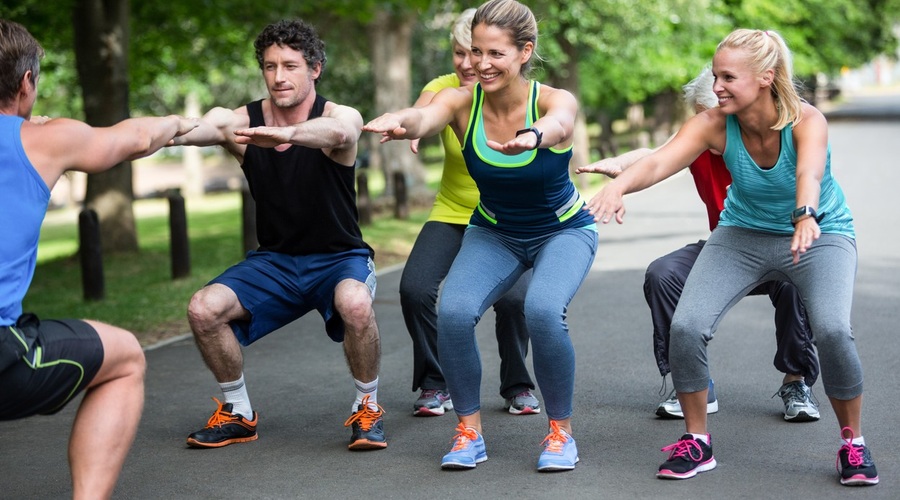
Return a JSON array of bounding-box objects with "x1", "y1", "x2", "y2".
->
[{"x1": 254, "y1": 19, "x2": 327, "y2": 83}]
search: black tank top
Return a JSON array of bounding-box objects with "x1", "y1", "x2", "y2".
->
[{"x1": 242, "y1": 97, "x2": 371, "y2": 256}]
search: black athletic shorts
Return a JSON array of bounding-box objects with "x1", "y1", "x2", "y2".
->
[{"x1": 0, "y1": 313, "x2": 104, "y2": 420}]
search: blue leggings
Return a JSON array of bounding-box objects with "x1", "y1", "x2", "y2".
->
[
  {"x1": 437, "y1": 226, "x2": 597, "y2": 420},
  {"x1": 670, "y1": 227, "x2": 861, "y2": 400}
]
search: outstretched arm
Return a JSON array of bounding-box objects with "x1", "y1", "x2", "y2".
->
[
  {"x1": 407, "y1": 90, "x2": 438, "y2": 154},
  {"x1": 363, "y1": 86, "x2": 468, "y2": 142},
  {"x1": 233, "y1": 102, "x2": 363, "y2": 167},
  {"x1": 486, "y1": 86, "x2": 578, "y2": 155},
  {"x1": 233, "y1": 102, "x2": 362, "y2": 151},
  {"x1": 789, "y1": 104, "x2": 829, "y2": 264},
  {"x1": 21, "y1": 115, "x2": 198, "y2": 189},
  {"x1": 575, "y1": 148, "x2": 655, "y2": 178},
  {"x1": 583, "y1": 112, "x2": 717, "y2": 224}
]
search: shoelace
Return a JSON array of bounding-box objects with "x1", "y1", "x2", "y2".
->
[
  {"x1": 343, "y1": 395, "x2": 385, "y2": 431},
  {"x1": 541, "y1": 421, "x2": 568, "y2": 454},
  {"x1": 773, "y1": 381, "x2": 818, "y2": 407},
  {"x1": 836, "y1": 426, "x2": 865, "y2": 471},
  {"x1": 420, "y1": 389, "x2": 444, "y2": 400},
  {"x1": 449, "y1": 423, "x2": 479, "y2": 452},
  {"x1": 204, "y1": 397, "x2": 236, "y2": 429},
  {"x1": 661, "y1": 437, "x2": 705, "y2": 461}
]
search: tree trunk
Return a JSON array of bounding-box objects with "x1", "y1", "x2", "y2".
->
[
  {"x1": 368, "y1": 9, "x2": 422, "y2": 199},
  {"x1": 551, "y1": 28, "x2": 591, "y2": 190},
  {"x1": 72, "y1": 0, "x2": 138, "y2": 253}
]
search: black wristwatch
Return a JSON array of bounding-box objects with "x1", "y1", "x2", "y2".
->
[
  {"x1": 791, "y1": 206, "x2": 822, "y2": 225},
  {"x1": 515, "y1": 126, "x2": 542, "y2": 150}
]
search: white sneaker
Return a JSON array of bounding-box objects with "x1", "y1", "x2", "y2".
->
[
  {"x1": 775, "y1": 380, "x2": 820, "y2": 422},
  {"x1": 655, "y1": 379, "x2": 719, "y2": 418}
]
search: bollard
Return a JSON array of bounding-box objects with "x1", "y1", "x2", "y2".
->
[
  {"x1": 168, "y1": 190, "x2": 191, "y2": 279},
  {"x1": 393, "y1": 171, "x2": 408, "y2": 220},
  {"x1": 241, "y1": 188, "x2": 258, "y2": 254},
  {"x1": 78, "y1": 208, "x2": 105, "y2": 301},
  {"x1": 357, "y1": 171, "x2": 372, "y2": 226}
]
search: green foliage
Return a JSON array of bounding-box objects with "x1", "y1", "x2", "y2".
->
[{"x1": 718, "y1": 0, "x2": 900, "y2": 77}]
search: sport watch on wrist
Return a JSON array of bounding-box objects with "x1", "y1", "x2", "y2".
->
[
  {"x1": 515, "y1": 126, "x2": 543, "y2": 150},
  {"x1": 791, "y1": 206, "x2": 818, "y2": 225}
]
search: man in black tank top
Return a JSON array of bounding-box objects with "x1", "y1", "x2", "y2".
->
[{"x1": 168, "y1": 19, "x2": 386, "y2": 451}]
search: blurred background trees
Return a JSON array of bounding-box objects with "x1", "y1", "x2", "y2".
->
[{"x1": 2, "y1": 0, "x2": 898, "y2": 251}]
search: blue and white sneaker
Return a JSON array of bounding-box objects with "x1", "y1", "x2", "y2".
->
[
  {"x1": 441, "y1": 423, "x2": 487, "y2": 469},
  {"x1": 505, "y1": 390, "x2": 541, "y2": 415},
  {"x1": 413, "y1": 389, "x2": 453, "y2": 417},
  {"x1": 774, "y1": 380, "x2": 820, "y2": 422},
  {"x1": 537, "y1": 421, "x2": 579, "y2": 472}
]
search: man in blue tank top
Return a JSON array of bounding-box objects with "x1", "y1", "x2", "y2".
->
[
  {"x1": 168, "y1": 20, "x2": 386, "y2": 451},
  {"x1": 0, "y1": 20, "x2": 197, "y2": 498}
]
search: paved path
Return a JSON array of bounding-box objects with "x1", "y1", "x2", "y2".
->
[{"x1": 3, "y1": 91, "x2": 899, "y2": 499}]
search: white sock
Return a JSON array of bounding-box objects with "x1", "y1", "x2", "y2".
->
[
  {"x1": 220, "y1": 374, "x2": 252, "y2": 418},
  {"x1": 353, "y1": 377, "x2": 378, "y2": 412},
  {"x1": 850, "y1": 435, "x2": 866, "y2": 446},
  {"x1": 691, "y1": 433, "x2": 709, "y2": 444}
]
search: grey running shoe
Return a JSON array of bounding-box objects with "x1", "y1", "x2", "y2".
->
[
  {"x1": 504, "y1": 390, "x2": 541, "y2": 415},
  {"x1": 775, "y1": 380, "x2": 820, "y2": 422},
  {"x1": 656, "y1": 379, "x2": 719, "y2": 418},
  {"x1": 413, "y1": 389, "x2": 453, "y2": 416}
]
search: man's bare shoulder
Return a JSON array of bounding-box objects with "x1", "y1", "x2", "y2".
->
[{"x1": 204, "y1": 105, "x2": 250, "y2": 129}]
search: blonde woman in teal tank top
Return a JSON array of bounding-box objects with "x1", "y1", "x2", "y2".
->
[{"x1": 585, "y1": 29, "x2": 878, "y2": 486}]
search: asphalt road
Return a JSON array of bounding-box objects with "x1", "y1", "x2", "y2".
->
[{"x1": 2, "y1": 90, "x2": 899, "y2": 499}]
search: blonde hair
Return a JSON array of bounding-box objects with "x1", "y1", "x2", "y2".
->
[
  {"x1": 682, "y1": 66, "x2": 718, "y2": 111},
  {"x1": 716, "y1": 28, "x2": 803, "y2": 130},
  {"x1": 473, "y1": 0, "x2": 539, "y2": 76},
  {"x1": 450, "y1": 8, "x2": 477, "y2": 48}
]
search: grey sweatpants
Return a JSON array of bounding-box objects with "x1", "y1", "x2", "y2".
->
[{"x1": 669, "y1": 226, "x2": 862, "y2": 400}]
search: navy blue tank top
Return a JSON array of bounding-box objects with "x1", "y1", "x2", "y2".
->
[{"x1": 461, "y1": 82, "x2": 595, "y2": 238}]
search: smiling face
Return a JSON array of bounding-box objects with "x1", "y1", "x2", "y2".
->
[
  {"x1": 712, "y1": 47, "x2": 773, "y2": 113},
  {"x1": 469, "y1": 23, "x2": 532, "y2": 92},
  {"x1": 452, "y1": 42, "x2": 477, "y2": 87},
  {"x1": 261, "y1": 44, "x2": 320, "y2": 110}
]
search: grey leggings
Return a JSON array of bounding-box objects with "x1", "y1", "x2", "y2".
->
[{"x1": 670, "y1": 226, "x2": 862, "y2": 400}]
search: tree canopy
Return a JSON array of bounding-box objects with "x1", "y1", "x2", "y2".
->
[{"x1": 5, "y1": 0, "x2": 897, "y2": 124}]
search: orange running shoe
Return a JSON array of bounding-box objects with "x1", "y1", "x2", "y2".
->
[
  {"x1": 186, "y1": 397, "x2": 258, "y2": 448},
  {"x1": 343, "y1": 395, "x2": 387, "y2": 450}
]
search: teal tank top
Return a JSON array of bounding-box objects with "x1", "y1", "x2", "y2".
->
[{"x1": 719, "y1": 114, "x2": 854, "y2": 238}]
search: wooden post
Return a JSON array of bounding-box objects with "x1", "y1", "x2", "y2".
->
[
  {"x1": 357, "y1": 171, "x2": 372, "y2": 226},
  {"x1": 78, "y1": 208, "x2": 105, "y2": 301},
  {"x1": 241, "y1": 188, "x2": 258, "y2": 254},
  {"x1": 168, "y1": 190, "x2": 191, "y2": 279},
  {"x1": 393, "y1": 171, "x2": 408, "y2": 220}
]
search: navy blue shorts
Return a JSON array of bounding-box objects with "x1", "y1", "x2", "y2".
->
[
  {"x1": 209, "y1": 248, "x2": 377, "y2": 345},
  {"x1": 0, "y1": 314, "x2": 103, "y2": 420}
]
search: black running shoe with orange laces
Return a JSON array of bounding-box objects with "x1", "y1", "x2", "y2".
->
[
  {"x1": 343, "y1": 395, "x2": 387, "y2": 450},
  {"x1": 186, "y1": 398, "x2": 258, "y2": 448}
]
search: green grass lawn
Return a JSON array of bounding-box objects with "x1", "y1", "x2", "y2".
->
[{"x1": 24, "y1": 191, "x2": 429, "y2": 346}]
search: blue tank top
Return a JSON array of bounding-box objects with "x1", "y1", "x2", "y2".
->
[
  {"x1": 719, "y1": 114, "x2": 854, "y2": 237},
  {"x1": 461, "y1": 81, "x2": 595, "y2": 238},
  {"x1": 0, "y1": 115, "x2": 51, "y2": 325}
]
